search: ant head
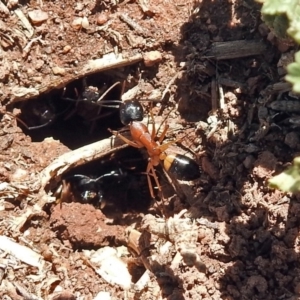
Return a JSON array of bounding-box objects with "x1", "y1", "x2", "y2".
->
[{"x1": 119, "y1": 100, "x2": 144, "y2": 125}]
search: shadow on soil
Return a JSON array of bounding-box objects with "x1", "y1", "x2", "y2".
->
[
  {"x1": 10, "y1": 0, "x2": 300, "y2": 298},
  {"x1": 171, "y1": 0, "x2": 300, "y2": 299}
]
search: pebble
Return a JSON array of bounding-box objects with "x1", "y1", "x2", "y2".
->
[
  {"x1": 243, "y1": 155, "x2": 255, "y2": 169},
  {"x1": 28, "y1": 9, "x2": 49, "y2": 25},
  {"x1": 143, "y1": 51, "x2": 163, "y2": 67},
  {"x1": 71, "y1": 17, "x2": 83, "y2": 30},
  {"x1": 62, "y1": 45, "x2": 72, "y2": 54},
  {"x1": 284, "y1": 132, "x2": 299, "y2": 149},
  {"x1": 52, "y1": 66, "x2": 66, "y2": 75},
  {"x1": 97, "y1": 13, "x2": 109, "y2": 25}
]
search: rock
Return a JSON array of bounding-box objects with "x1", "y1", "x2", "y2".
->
[
  {"x1": 143, "y1": 51, "x2": 163, "y2": 67},
  {"x1": 28, "y1": 9, "x2": 49, "y2": 25},
  {"x1": 284, "y1": 132, "x2": 299, "y2": 149}
]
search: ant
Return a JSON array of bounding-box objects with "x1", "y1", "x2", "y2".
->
[
  {"x1": 57, "y1": 168, "x2": 127, "y2": 208},
  {"x1": 11, "y1": 97, "x2": 62, "y2": 130},
  {"x1": 108, "y1": 100, "x2": 201, "y2": 198},
  {"x1": 14, "y1": 78, "x2": 121, "y2": 131}
]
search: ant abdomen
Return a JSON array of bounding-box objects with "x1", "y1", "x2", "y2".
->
[{"x1": 163, "y1": 154, "x2": 200, "y2": 181}]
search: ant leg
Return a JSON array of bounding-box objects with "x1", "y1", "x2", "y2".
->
[
  {"x1": 146, "y1": 162, "x2": 156, "y2": 198},
  {"x1": 55, "y1": 180, "x2": 72, "y2": 208},
  {"x1": 146, "y1": 162, "x2": 162, "y2": 198},
  {"x1": 149, "y1": 108, "x2": 156, "y2": 140},
  {"x1": 150, "y1": 108, "x2": 171, "y2": 143},
  {"x1": 158, "y1": 137, "x2": 183, "y2": 152},
  {"x1": 108, "y1": 129, "x2": 144, "y2": 149},
  {"x1": 157, "y1": 124, "x2": 169, "y2": 143},
  {"x1": 18, "y1": 116, "x2": 55, "y2": 130}
]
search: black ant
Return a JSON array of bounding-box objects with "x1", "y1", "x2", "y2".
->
[
  {"x1": 14, "y1": 78, "x2": 122, "y2": 131},
  {"x1": 57, "y1": 168, "x2": 127, "y2": 208},
  {"x1": 109, "y1": 100, "x2": 201, "y2": 198},
  {"x1": 12, "y1": 97, "x2": 62, "y2": 130}
]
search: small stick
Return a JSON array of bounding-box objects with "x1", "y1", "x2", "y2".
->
[
  {"x1": 22, "y1": 35, "x2": 43, "y2": 58},
  {"x1": 160, "y1": 71, "x2": 183, "y2": 102},
  {"x1": 8, "y1": 52, "x2": 143, "y2": 103},
  {"x1": 119, "y1": 13, "x2": 150, "y2": 37},
  {"x1": 211, "y1": 78, "x2": 218, "y2": 112},
  {"x1": 207, "y1": 40, "x2": 266, "y2": 60}
]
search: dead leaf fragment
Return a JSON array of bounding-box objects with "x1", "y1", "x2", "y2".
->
[
  {"x1": 0, "y1": 235, "x2": 44, "y2": 269},
  {"x1": 85, "y1": 247, "x2": 132, "y2": 290},
  {"x1": 93, "y1": 291, "x2": 111, "y2": 300}
]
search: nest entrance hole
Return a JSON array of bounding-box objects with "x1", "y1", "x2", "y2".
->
[{"x1": 10, "y1": 72, "x2": 124, "y2": 149}]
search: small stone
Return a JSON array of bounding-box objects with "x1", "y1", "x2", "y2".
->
[
  {"x1": 253, "y1": 151, "x2": 277, "y2": 179},
  {"x1": 71, "y1": 17, "x2": 83, "y2": 30},
  {"x1": 74, "y1": 3, "x2": 84, "y2": 12},
  {"x1": 52, "y1": 66, "x2": 66, "y2": 76},
  {"x1": 143, "y1": 51, "x2": 163, "y2": 67},
  {"x1": 93, "y1": 291, "x2": 111, "y2": 300},
  {"x1": 9, "y1": 168, "x2": 28, "y2": 182},
  {"x1": 97, "y1": 13, "x2": 109, "y2": 25},
  {"x1": 6, "y1": 0, "x2": 19, "y2": 9},
  {"x1": 62, "y1": 45, "x2": 71, "y2": 54},
  {"x1": 243, "y1": 155, "x2": 255, "y2": 169},
  {"x1": 28, "y1": 9, "x2": 49, "y2": 25},
  {"x1": 81, "y1": 16, "x2": 89, "y2": 29},
  {"x1": 284, "y1": 132, "x2": 299, "y2": 149},
  {"x1": 48, "y1": 290, "x2": 76, "y2": 300}
]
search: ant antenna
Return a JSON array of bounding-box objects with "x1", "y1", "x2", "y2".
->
[{"x1": 96, "y1": 81, "x2": 121, "y2": 104}]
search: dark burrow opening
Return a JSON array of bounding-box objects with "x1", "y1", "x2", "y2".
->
[
  {"x1": 50, "y1": 147, "x2": 154, "y2": 214},
  {"x1": 9, "y1": 72, "x2": 125, "y2": 149}
]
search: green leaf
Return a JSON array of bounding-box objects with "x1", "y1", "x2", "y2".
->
[
  {"x1": 286, "y1": 51, "x2": 300, "y2": 93},
  {"x1": 261, "y1": 0, "x2": 298, "y2": 18},
  {"x1": 260, "y1": 0, "x2": 300, "y2": 43},
  {"x1": 269, "y1": 157, "x2": 300, "y2": 192}
]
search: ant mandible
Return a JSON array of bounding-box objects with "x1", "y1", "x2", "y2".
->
[{"x1": 109, "y1": 100, "x2": 200, "y2": 198}]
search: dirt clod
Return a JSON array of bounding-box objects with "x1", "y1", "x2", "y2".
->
[{"x1": 50, "y1": 203, "x2": 124, "y2": 248}]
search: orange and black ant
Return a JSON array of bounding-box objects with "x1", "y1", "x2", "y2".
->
[{"x1": 109, "y1": 100, "x2": 200, "y2": 198}]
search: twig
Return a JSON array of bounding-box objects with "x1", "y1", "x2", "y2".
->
[
  {"x1": 160, "y1": 71, "x2": 183, "y2": 102},
  {"x1": 39, "y1": 134, "x2": 130, "y2": 188},
  {"x1": 22, "y1": 35, "x2": 43, "y2": 58},
  {"x1": 119, "y1": 13, "x2": 150, "y2": 37},
  {"x1": 9, "y1": 52, "x2": 143, "y2": 103},
  {"x1": 13, "y1": 282, "x2": 41, "y2": 300},
  {"x1": 211, "y1": 78, "x2": 217, "y2": 112},
  {"x1": 206, "y1": 40, "x2": 266, "y2": 60},
  {"x1": 14, "y1": 8, "x2": 34, "y2": 38},
  {"x1": 0, "y1": 1, "x2": 9, "y2": 15}
]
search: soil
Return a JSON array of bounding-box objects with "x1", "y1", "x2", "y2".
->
[{"x1": 0, "y1": 0, "x2": 300, "y2": 300}]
